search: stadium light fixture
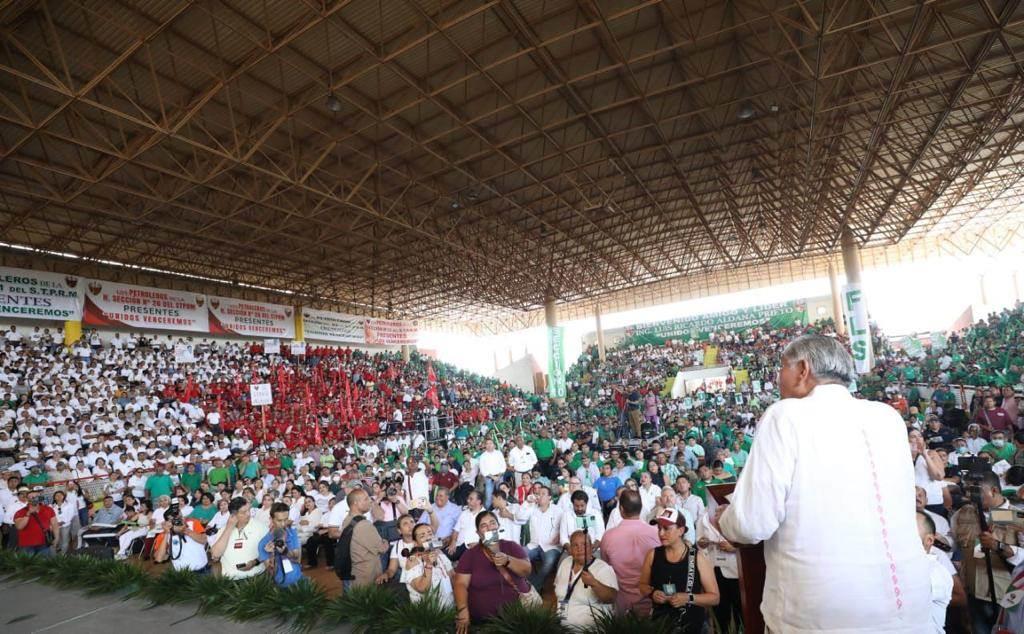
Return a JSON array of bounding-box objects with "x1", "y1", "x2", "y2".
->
[
  {"x1": 737, "y1": 101, "x2": 756, "y2": 120},
  {"x1": 326, "y1": 93, "x2": 343, "y2": 112}
]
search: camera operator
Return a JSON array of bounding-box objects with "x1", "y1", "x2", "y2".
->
[
  {"x1": 965, "y1": 470, "x2": 1024, "y2": 631},
  {"x1": 13, "y1": 489, "x2": 58, "y2": 555},
  {"x1": 257, "y1": 502, "x2": 303, "y2": 587},
  {"x1": 153, "y1": 502, "x2": 208, "y2": 573},
  {"x1": 373, "y1": 477, "x2": 408, "y2": 543},
  {"x1": 400, "y1": 523, "x2": 455, "y2": 605}
]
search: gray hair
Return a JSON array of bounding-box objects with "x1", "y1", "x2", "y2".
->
[{"x1": 782, "y1": 334, "x2": 855, "y2": 386}]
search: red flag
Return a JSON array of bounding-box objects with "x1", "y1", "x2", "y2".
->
[
  {"x1": 426, "y1": 386, "x2": 440, "y2": 408},
  {"x1": 427, "y1": 361, "x2": 436, "y2": 384}
]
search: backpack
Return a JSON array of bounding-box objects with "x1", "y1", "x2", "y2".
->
[{"x1": 334, "y1": 515, "x2": 365, "y2": 581}]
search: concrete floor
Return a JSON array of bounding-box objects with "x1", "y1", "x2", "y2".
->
[{"x1": 0, "y1": 577, "x2": 351, "y2": 633}]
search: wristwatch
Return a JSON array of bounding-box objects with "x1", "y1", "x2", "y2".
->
[{"x1": 687, "y1": 593, "x2": 695, "y2": 606}]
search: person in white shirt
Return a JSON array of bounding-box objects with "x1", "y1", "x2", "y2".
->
[
  {"x1": 717, "y1": 335, "x2": 930, "y2": 632},
  {"x1": 210, "y1": 497, "x2": 268, "y2": 579},
  {"x1": 917, "y1": 512, "x2": 953, "y2": 634},
  {"x1": 517, "y1": 484, "x2": 563, "y2": 590},
  {"x1": 674, "y1": 476, "x2": 706, "y2": 524},
  {"x1": 697, "y1": 509, "x2": 741, "y2": 631},
  {"x1": 477, "y1": 438, "x2": 506, "y2": 508},
  {"x1": 508, "y1": 437, "x2": 538, "y2": 486},
  {"x1": 401, "y1": 523, "x2": 455, "y2": 606},
  {"x1": 447, "y1": 490, "x2": 484, "y2": 559},
  {"x1": 558, "y1": 490, "x2": 604, "y2": 548},
  {"x1": 637, "y1": 472, "x2": 659, "y2": 522},
  {"x1": 554, "y1": 531, "x2": 618, "y2": 628},
  {"x1": 491, "y1": 489, "x2": 525, "y2": 544},
  {"x1": 402, "y1": 457, "x2": 430, "y2": 503}
]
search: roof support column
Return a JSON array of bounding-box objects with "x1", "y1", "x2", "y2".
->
[
  {"x1": 841, "y1": 229, "x2": 873, "y2": 373},
  {"x1": 828, "y1": 261, "x2": 845, "y2": 336},
  {"x1": 595, "y1": 303, "x2": 607, "y2": 363}
]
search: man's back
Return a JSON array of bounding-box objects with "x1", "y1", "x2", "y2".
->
[
  {"x1": 601, "y1": 518, "x2": 660, "y2": 615},
  {"x1": 721, "y1": 384, "x2": 930, "y2": 633}
]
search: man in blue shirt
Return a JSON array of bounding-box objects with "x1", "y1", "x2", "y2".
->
[
  {"x1": 593, "y1": 463, "x2": 622, "y2": 519},
  {"x1": 258, "y1": 502, "x2": 304, "y2": 587},
  {"x1": 417, "y1": 486, "x2": 461, "y2": 546}
]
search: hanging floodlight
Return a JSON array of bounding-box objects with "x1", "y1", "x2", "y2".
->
[{"x1": 326, "y1": 93, "x2": 343, "y2": 112}]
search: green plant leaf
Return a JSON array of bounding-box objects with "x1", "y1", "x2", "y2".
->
[
  {"x1": 478, "y1": 601, "x2": 566, "y2": 634},
  {"x1": 382, "y1": 588, "x2": 455, "y2": 634},
  {"x1": 570, "y1": 609, "x2": 677, "y2": 634},
  {"x1": 322, "y1": 583, "x2": 395, "y2": 633}
]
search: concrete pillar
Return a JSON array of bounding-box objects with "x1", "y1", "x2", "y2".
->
[
  {"x1": 545, "y1": 292, "x2": 565, "y2": 402},
  {"x1": 979, "y1": 274, "x2": 988, "y2": 305},
  {"x1": 840, "y1": 228, "x2": 863, "y2": 285},
  {"x1": 595, "y1": 303, "x2": 607, "y2": 363},
  {"x1": 828, "y1": 260, "x2": 845, "y2": 335},
  {"x1": 841, "y1": 228, "x2": 873, "y2": 371},
  {"x1": 494, "y1": 350, "x2": 500, "y2": 372},
  {"x1": 401, "y1": 344, "x2": 411, "y2": 363},
  {"x1": 544, "y1": 294, "x2": 558, "y2": 329},
  {"x1": 1014, "y1": 271, "x2": 1021, "y2": 303}
]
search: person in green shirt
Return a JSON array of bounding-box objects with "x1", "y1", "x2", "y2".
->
[
  {"x1": 979, "y1": 430, "x2": 1016, "y2": 463},
  {"x1": 238, "y1": 456, "x2": 260, "y2": 480},
  {"x1": 691, "y1": 466, "x2": 712, "y2": 505},
  {"x1": 188, "y1": 492, "x2": 218, "y2": 524},
  {"x1": 144, "y1": 464, "x2": 174, "y2": 501},
  {"x1": 179, "y1": 463, "x2": 202, "y2": 492},
  {"x1": 207, "y1": 458, "x2": 230, "y2": 488},
  {"x1": 280, "y1": 453, "x2": 294, "y2": 473},
  {"x1": 533, "y1": 428, "x2": 556, "y2": 477},
  {"x1": 23, "y1": 465, "x2": 49, "y2": 486}
]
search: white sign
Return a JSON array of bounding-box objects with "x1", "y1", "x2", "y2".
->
[
  {"x1": 291, "y1": 341, "x2": 307, "y2": 355},
  {"x1": 250, "y1": 383, "x2": 273, "y2": 406},
  {"x1": 173, "y1": 343, "x2": 195, "y2": 363},
  {"x1": 84, "y1": 280, "x2": 208, "y2": 332},
  {"x1": 842, "y1": 283, "x2": 873, "y2": 374},
  {"x1": 264, "y1": 339, "x2": 281, "y2": 355},
  {"x1": 364, "y1": 318, "x2": 418, "y2": 345},
  {"x1": 0, "y1": 266, "x2": 84, "y2": 321},
  {"x1": 301, "y1": 307, "x2": 366, "y2": 343},
  {"x1": 208, "y1": 296, "x2": 295, "y2": 338}
]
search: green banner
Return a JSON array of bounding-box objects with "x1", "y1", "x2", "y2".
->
[
  {"x1": 547, "y1": 326, "x2": 566, "y2": 399},
  {"x1": 624, "y1": 300, "x2": 809, "y2": 344}
]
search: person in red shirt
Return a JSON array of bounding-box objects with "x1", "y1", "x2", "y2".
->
[
  {"x1": 14, "y1": 490, "x2": 58, "y2": 555},
  {"x1": 975, "y1": 394, "x2": 1011, "y2": 436}
]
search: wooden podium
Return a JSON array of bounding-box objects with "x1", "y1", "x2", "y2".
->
[{"x1": 707, "y1": 483, "x2": 766, "y2": 634}]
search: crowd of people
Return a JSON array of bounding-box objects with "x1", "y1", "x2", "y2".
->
[{"x1": 1, "y1": 303, "x2": 1023, "y2": 632}]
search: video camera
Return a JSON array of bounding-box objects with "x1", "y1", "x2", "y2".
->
[{"x1": 166, "y1": 501, "x2": 184, "y2": 529}]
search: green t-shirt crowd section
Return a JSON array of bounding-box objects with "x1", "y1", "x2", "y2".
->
[{"x1": 1, "y1": 302, "x2": 1024, "y2": 632}]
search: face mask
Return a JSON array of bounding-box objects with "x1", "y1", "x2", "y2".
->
[
  {"x1": 956, "y1": 447, "x2": 967, "y2": 454},
  {"x1": 993, "y1": 440, "x2": 1006, "y2": 448}
]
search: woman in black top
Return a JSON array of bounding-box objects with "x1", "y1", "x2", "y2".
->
[{"x1": 639, "y1": 508, "x2": 719, "y2": 633}]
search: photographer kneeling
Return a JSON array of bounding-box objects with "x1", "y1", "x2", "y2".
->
[
  {"x1": 153, "y1": 502, "x2": 209, "y2": 573},
  {"x1": 258, "y1": 502, "x2": 304, "y2": 587}
]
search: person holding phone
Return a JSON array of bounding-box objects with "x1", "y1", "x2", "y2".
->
[
  {"x1": 210, "y1": 497, "x2": 268, "y2": 579},
  {"x1": 638, "y1": 508, "x2": 719, "y2": 633},
  {"x1": 13, "y1": 489, "x2": 58, "y2": 555},
  {"x1": 453, "y1": 511, "x2": 533, "y2": 633}
]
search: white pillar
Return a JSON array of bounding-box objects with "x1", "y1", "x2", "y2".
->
[
  {"x1": 595, "y1": 303, "x2": 607, "y2": 363},
  {"x1": 828, "y1": 260, "x2": 845, "y2": 336},
  {"x1": 401, "y1": 345, "x2": 411, "y2": 363},
  {"x1": 841, "y1": 228, "x2": 873, "y2": 371}
]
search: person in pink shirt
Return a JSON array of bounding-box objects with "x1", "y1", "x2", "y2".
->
[
  {"x1": 600, "y1": 489, "x2": 661, "y2": 615},
  {"x1": 1000, "y1": 386, "x2": 1020, "y2": 430}
]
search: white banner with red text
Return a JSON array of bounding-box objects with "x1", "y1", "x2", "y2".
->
[
  {"x1": 207, "y1": 296, "x2": 295, "y2": 338},
  {"x1": 364, "y1": 318, "x2": 418, "y2": 345},
  {"x1": 84, "y1": 280, "x2": 208, "y2": 332}
]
